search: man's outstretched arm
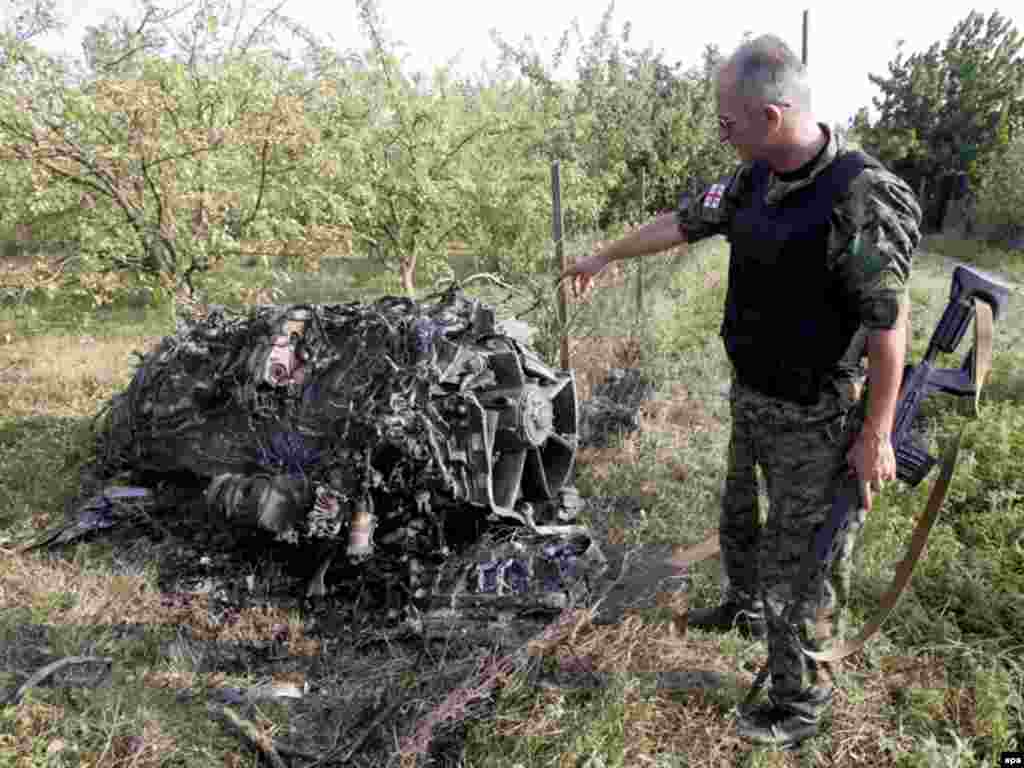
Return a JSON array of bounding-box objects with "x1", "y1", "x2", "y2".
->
[
  {"x1": 601, "y1": 212, "x2": 689, "y2": 264},
  {"x1": 561, "y1": 213, "x2": 688, "y2": 297}
]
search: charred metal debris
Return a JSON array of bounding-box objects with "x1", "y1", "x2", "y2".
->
[{"x1": 88, "y1": 285, "x2": 606, "y2": 615}]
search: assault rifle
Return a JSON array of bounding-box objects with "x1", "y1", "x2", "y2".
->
[
  {"x1": 806, "y1": 265, "x2": 1009, "y2": 571},
  {"x1": 745, "y1": 264, "x2": 1010, "y2": 706}
]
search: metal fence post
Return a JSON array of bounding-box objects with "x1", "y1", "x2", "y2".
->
[
  {"x1": 551, "y1": 161, "x2": 569, "y2": 371},
  {"x1": 636, "y1": 167, "x2": 646, "y2": 320}
]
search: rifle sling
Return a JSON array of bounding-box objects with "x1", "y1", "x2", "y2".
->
[
  {"x1": 971, "y1": 297, "x2": 994, "y2": 416},
  {"x1": 666, "y1": 532, "x2": 720, "y2": 570},
  {"x1": 665, "y1": 436, "x2": 960, "y2": 662},
  {"x1": 802, "y1": 432, "x2": 961, "y2": 662}
]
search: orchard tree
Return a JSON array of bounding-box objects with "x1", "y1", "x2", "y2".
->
[
  {"x1": 2, "y1": 0, "x2": 62, "y2": 44},
  {"x1": 0, "y1": 0, "x2": 350, "y2": 305},
  {"x1": 974, "y1": 132, "x2": 1024, "y2": 240},
  {"x1": 489, "y1": 22, "x2": 624, "y2": 239},
  {"x1": 334, "y1": 0, "x2": 524, "y2": 296},
  {"x1": 491, "y1": 4, "x2": 732, "y2": 235},
  {"x1": 566, "y1": 9, "x2": 732, "y2": 225},
  {"x1": 0, "y1": 0, "x2": 61, "y2": 243},
  {"x1": 603, "y1": 41, "x2": 735, "y2": 223},
  {"x1": 454, "y1": 75, "x2": 555, "y2": 277},
  {"x1": 853, "y1": 10, "x2": 1024, "y2": 212}
]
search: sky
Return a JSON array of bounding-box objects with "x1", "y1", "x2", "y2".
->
[{"x1": 25, "y1": 0, "x2": 1024, "y2": 128}]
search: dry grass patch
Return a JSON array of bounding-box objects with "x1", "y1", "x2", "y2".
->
[
  {"x1": 0, "y1": 700, "x2": 179, "y2": 768},
  {"x1": 535, "y1": 611, "x2": 751, "y2": 680},
  {"x1": 0, "y1": 699, "x2": 67, "y2": 766},
  {"x1": 622, "y1": 688, "x2": 756, "y2": 767},
  {"x1": 0, "y1": 547, "x2": 319, "y2": 655},
  {"x1": 814, "y1": 653, "x2": 980, "y2": 766},
  {"x1": 875, "y1": 654, "x2": 982, "y2": 739},
  {"x1": 0, "y1": 547, "x2": 157, "y2": 624},
  {"x1": 0, "y1": 333, "x2": 160, "y2": 418},
  {"x1": 879, "y1": 653, "x2": 948, "y2": 689},
  {"x1": 520, "y1": 609, "x2": 938, "y2": 766},
  {"x1": 828, "y1": 667, "x2": 916, "y2": 766},
  {"x1": 4, "y1": 699, "x2": 65, "y2": 742},
  {"x1": 643, "y1": 383, "x2": 722, "y2": 487},
  {"x1": 575, "y1": 382, "x2": 720, "y2": 498},
  {"x1": 88, "y1": 720, "x2": 178, "y2": 768},
  {"x1": 521, "y1": 608, "x2": 767, "y2": 765},
  {"x1": 568, "y1": 334, "x2": 642, "y2": 401},
  {"x1": 0, "y1": 255, "x2": 62, "y2": 292},
  {"x1": 566, "y1": 333, "x2": 648, "y2": 489},
  {"x1": 575, "y1": 433, "x2": 643, "y2": 483},
  {"x1": 941, "y1": 687, "x2": 979, "y2": 738},
  {"x1": 641, "y1": 383, "x2": 717, "y2": 435},
  {"x1": 141, "y1": 668, "x2": 202, "y2": 692}
]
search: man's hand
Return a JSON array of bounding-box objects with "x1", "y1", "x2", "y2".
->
[
  {"x1": 557, "y1": 213, "x2": 687, "y2": 299},
  {"x1": 846, "y1": 427, "x2": 897, "y2": 513},
  {"x1": 559, "y1": 252, "x2": 610, "y2": 300}
]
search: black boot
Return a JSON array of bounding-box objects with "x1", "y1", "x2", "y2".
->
[
  {"x1": 687, "y1": 598, "x2": 766, "y2": 639},
  {"x1": 736, "y1": 685, "x2": 833, "y2": 748}
]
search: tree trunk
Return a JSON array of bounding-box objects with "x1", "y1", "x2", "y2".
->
[{"x1": 399, "y1": 253, "x2": 416, "y2": 297}]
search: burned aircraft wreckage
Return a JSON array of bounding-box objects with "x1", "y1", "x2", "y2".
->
[{"x1": 85, "y1": 285, "x2": 607, "y2": 617}]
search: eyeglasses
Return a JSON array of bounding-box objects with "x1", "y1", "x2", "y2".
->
[{"x1": 718, "y1": 102, "x2": 791, "y2": 140}]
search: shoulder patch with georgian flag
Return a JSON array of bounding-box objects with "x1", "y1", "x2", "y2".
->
[
  {"x1": 677, "y1": 166, "x2": 747, "y2": 241},
  {"x1": 704, "y1": 183, "x2": 726, "y2": 210}
]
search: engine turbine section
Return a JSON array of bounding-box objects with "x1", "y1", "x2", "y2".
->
[{"x1": 96, "y1": 287, "x2": 581, "y2": 590}]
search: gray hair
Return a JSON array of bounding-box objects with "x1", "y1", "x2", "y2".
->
[{"x1": 722, "y1": 35, "x2": 811, "y2": 113}]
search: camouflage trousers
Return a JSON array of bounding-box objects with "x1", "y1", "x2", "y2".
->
[{"x1": 720, "y1": 374, "x2": 866, "y2": 698}]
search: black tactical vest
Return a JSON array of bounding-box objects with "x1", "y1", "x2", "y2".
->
[{"x1": 721, "y1": 150, "x2": 876, "y2": 405}]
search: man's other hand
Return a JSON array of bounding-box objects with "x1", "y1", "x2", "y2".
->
[
  {"x1": 846, "y1": 428, "x2": 897, "y2": 513},
  {"x1": 560, "y1": 252, "x2": 610, "y2": 299}
]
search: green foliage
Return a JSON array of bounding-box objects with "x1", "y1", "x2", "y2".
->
[
  {"x1": 894, "y1": 732, "x2": 979, "y2": 768},
  {"x1": 327, "y1": 2, "x2": 525, "y2": 295},
  {"x1": 920, "y1": 234, "x2": 1024, "y2": 281},
  {"x1": 1, "y1": 0, "x2": 735, "y2": 301},
  {"x1": 0, "y1": 1, "x2": 350, "y2": 304},
  {"x1": 653, "y1": 241, "x2": 729, "y2": 359},
  {"x1": 854, "y1": 397, "x2": 1024, "y2": 649},
  {"x1": 491, "y1": 4, "x2": 733, "y2": 239},
  {"x1": 974, "y1": 134, "x2": 1024, "y2": 241},
  {"x1": 852, "y1": 10, "x2": 1024, "y2": 221}
]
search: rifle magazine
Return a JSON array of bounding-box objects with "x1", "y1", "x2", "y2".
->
[{"x1": 895, "y1": 440, "x2": 937, "y2": 487}]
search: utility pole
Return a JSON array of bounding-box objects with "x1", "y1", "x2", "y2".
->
[{"x1": 802, "y1": 10, "x2": 809, "y2": 66}]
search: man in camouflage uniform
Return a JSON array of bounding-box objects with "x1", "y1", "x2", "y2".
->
[{"x1": 563, "y1": 35, "x2": 921, "y2": 747}]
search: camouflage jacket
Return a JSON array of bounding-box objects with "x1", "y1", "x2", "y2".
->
[{"x1": 676, "y1": 124, "x2": 922, "y2": 345}]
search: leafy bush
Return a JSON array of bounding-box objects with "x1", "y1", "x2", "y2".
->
[{"x1": 974, "y1": 135, "x2": 1024, "y2": 243}]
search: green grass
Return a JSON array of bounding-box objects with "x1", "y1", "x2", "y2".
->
[
  {"x1": 922, "y1": 233, "x2": 1024, "y2": 283},
  {"x1": 1, "y1": 234, "x2": 1023, "y2": 766},
  {"x1": 462, "y1": 672, "x2": 630, "y2": 766}
]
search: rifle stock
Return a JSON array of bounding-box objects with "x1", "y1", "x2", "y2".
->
[{"x1": 892, "y1": 265, "x2": 1008, "y2": 487}]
